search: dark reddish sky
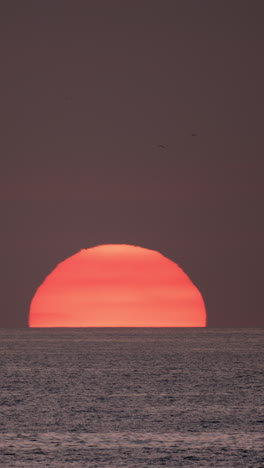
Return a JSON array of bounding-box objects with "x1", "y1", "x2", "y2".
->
[{"x1": 0, "y1": 1, "x2": 263, "y2": 327}]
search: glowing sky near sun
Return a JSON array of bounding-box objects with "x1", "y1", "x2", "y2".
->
[{"x1": 29, "y1": 244, "x2": 206, "y2": 327}]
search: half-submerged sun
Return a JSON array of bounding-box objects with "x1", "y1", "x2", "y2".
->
[{"x1": 29, "y1": 244, "x2": 206, "y2": 327}]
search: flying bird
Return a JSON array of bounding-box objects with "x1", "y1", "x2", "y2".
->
[
  {"x1": 156, "y1": 144, "x2": 168, "y2": 149},
  {"x1": 191, "y1": 133, "x2": 198, "y2": 137}
]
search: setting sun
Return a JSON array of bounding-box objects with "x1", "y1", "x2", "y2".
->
[{"x1": 29, "y1": 244, "x2": 206, "y2": 327}]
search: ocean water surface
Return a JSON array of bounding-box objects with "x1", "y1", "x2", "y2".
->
[{"x1": 0, "y1": 328, "x2": 263, "y2": 467}]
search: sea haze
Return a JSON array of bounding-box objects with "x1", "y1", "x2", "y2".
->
[{"x1": 0, "y1": 328, "x2": 263, "y2": 467}]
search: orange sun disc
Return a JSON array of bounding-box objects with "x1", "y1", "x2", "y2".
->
[{"x1": 29, "y1": 244, "x2": 207, "y2": 327}]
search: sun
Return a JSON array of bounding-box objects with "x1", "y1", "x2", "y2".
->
[{"x1": 29, "y1": 244, "x2": 206, "y2": 327}]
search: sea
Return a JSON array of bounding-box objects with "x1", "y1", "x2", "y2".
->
[{"x1": 0, "y1": 328, "x2": 263, "y2": 467}]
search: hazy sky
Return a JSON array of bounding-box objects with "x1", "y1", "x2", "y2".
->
[{"x1": 0, "y1": 1, "x2": 263, "y2": 327}]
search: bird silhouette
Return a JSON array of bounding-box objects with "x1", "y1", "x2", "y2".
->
[{"x1": 156, "y1": 144, "x2": 168, "y2": 149}]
